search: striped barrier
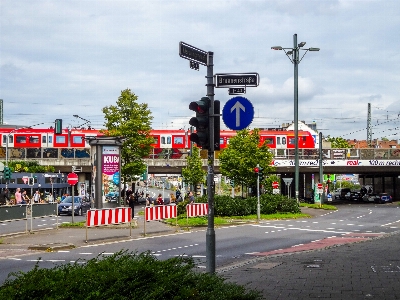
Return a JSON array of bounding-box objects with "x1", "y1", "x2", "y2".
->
[
  {"x1": 85, "y1": 207, "x2": 132, "y2": 242},
  {"x1": 186, "y1": 203, "x2": 208, "y2": 217},
  {"x1": 144, "y1": 205, "x2": 177, "y2": 236},
  {"x1": 87, "y1": 207, "x2": 132, "y2": 227},
  {"x1": 145, "y1": 205, "x2": 177, "y2": 221}
]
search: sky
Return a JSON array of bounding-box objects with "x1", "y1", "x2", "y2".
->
[{"x1": 1, "y1": 0, "x2": 400, "y2": 141}]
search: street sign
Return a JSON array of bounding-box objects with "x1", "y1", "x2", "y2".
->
[
  {"x1": 179, "y1": 41, "x2": 208, "y2": 66},
  {"x1": 222, "y1": 96, "x2": 254, "y2": 130},
  {"x1": 215, "y1": 73, "x2": 259, "y2": 88},
  {"x1": 272, "y1": 181, "x2": 279, "y2": 189},
  {"x1": 283, "y1": 178, "x2": 293, "y2": 186},
  {"x1": 317, "y1": 183, "x2": 323, "y2": 189},
  {"x1": 67, "y1": 172, "x2": 78, "y2": 186},
  {"x1": 229, "y1": 87, "x2": 246, "y2": 95}
]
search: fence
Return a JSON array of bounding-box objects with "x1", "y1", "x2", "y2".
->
[
  {"x1": 0, "y1": 203, "x2": 58, "y2": 234},
  {"x1": 86, "y1": 207, "x2": 132, "y2": 242}
]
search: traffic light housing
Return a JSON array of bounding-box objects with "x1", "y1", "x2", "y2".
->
[
  {"x1": 28, "y1": 177, "x2": 34, "y2": 186},
  {"x1": 214, "y1": 100, "x2": 220, "y2": 151},
  {"x1": 3, "y1": 167, "x2": 12, "y2": 180},
  {"x1": 55, "y1": 119, "x2": 62, "y2": 134},
  {"x1": 189, "y1": 97, "x2": 210, "y2": 149}
]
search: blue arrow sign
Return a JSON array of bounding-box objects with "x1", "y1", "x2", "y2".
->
[
  {"x1": 222, "y1": 96, "x2": 254, "y2": 130},
  {"x1": 113, "y1": 172, "x2": 120, "y2": 185}
]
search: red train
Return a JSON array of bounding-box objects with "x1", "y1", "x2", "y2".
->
[{"x1": 0, "y1": 127, "x2": 316, "y2": 160}]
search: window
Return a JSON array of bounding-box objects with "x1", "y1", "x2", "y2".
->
[
  {"x1": 282, "y1": 137, "x2": 286, "y2": 145},
  {"x1": 73, "y1": 136, "x2": 83, "y2": 143},
  {"x1": 2, "y1": 135, "x2": 6, "y2": 144},
  {"x1": 161, "y1": 136, "x2": 171, "y2": 145},
  {"x1": 29, "y1": 136, "x2": 39, "y2": 144},
  {"x1": 16, "y1": 136, "x2": 27, "y2": 143},
  {"x1": 161, "y1": 137, "x2": 165, "y2": 145},
  {"x1": 174, "y1": 137, "x2": 183, "y2": 144},
  {"x1": 42, "y1": 136, "x2": 47, "y2": 143},
  {"x1": 220, "y1": 138, "x2": 224, "y2": 145},
  {"x1": 289, "y1": 138, "x2": 295, "y2": 145},
  {"x1": 56, "y1": 135, "x2": 66, "y2": 143},
  {"x1": 9, "y1": 136, "x2": 13, "y2": 144},
  {"x1": 277, "y1": 137, "x2": 281, "y2": 145},
  {"x1": 265, "y1": 138, "x2": 273, "y2": 145},
  {"x1": 48, "y1": 136, "x2": 52, "y2": 143}
]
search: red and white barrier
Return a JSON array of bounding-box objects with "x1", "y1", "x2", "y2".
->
[
  {"x1": 145, "y1": 205, "x2": 177, "y2": 221},
  {"x1": 87, "y1": 207, "x2": 132, "y2": 227},
  {"x1": 186, "y1": 203, "x2": 208, "y2": 217}
]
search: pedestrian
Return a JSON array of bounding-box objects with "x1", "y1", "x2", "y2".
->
[
  {"x1": 145, "y1": 193, "x2": 151, "y2": 206},
  {"x1": 0, "y1": 189, "x2": 10, "y2": 206},
  {"x1": 127, "y1": 193, "x2": 135, "y2": 219},
  {"x1": 156, "y1": 193, "x2": 164, "y2": 205},
  {"x1": 188, "y1": 191, "x2": 195, "y2": 204},
  {"x1": 21, "y1": 190, "x2": 28, "y2": 204},
  {"x1": 32, "y1": 190, "x2": 40, "y2": 203},
  {"x1": 15, "y1": 188, "x2": 22, "y2": 205},
  {"x1": 176, "y1": 189, "x2": 182, "y2": 202},
  {"x1": 170, "y1": 193, "x2": 176, "y2": 204},
  {"x1": 125, "y1": 188, "x2": 133, "y2": 205}
]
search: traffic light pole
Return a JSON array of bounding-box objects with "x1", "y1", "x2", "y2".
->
[{"x1": 206, "y1": 51, "x2": 216, "y2": 274}]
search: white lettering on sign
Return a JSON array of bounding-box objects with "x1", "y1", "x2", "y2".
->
[{"x1": 104, "y1": 156, "x2": 119, "y2": 164}]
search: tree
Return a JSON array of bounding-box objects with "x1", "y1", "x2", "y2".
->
[
  {"x1": 102, "y1": 89, "x2": 153, "y2": 180},
  {"x1": 181, "y1": 146, "x2": 206, "y2": 189},
  {"x1": 218, "y1": 129, "x2": 275, "y2": 189},
  {"x1": 325, "y1": 136, "x2": 353, "y2": 148}
]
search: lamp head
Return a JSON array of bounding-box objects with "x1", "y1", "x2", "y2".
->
[
  {"x1": 271, "y1": 46, "x2": 283, "y2": 50},
  {"x1": 298, "y1": 42, "x2": 306, "y2": 47},
  {"x1": 309, "y1": 47, "x2": 320, "y2": 51}
]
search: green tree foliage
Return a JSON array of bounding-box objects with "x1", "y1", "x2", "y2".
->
[
  {"x1": 325, "y1": 136, "x2": 353, "y2": 148},
  {"x1": 5, "y1": 161, "x2": 55, "y2": 173},
  {"x1": 181, "y1": 146, "x2": 206, "y2": 187},
  {"x1": 102, "y1": 89, "x2": 153, "y2": 179},
  {"x1": 218, "y1": 129, "x2": 275, "y2": 188}
]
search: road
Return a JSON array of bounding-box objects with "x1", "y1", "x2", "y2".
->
[{"x1": 1, "y1": 202, "x2": 400, "y2": 285}]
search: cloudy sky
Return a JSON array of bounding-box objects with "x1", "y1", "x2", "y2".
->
[{"x1": 1, "y1": 0, "x2": 399, "y2": 140}]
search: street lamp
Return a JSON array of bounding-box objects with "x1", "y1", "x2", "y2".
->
[{"x1": 272, "y1": 34, "x2": 320, "y2": 203}]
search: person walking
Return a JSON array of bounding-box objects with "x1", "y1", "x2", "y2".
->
[
  {"x1": 21, "y1": 190, "x2": 28, "y2": 204},
  {"x1": 14, "y1": 188, "x2": 22, "y2": 205},
  {"x1": 156, "y1": 193, "x2": 164, "y2": 205},
  {"x1": 170, "y1": 193, "x2": 176, "y2": 204},
  {"x1": 0, "y1": 189, "x2": 10, "y2": 206},
  {"x1": 188, "y1": 191, "x2": 195, "y2": 204},
  {"x1": 32, "y1": 190, "x2": 40, "y2": 203},
  {"x1": 127, "y1": 193, "x2": 135, "y2": 219}
]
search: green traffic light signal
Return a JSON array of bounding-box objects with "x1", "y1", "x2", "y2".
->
[
  {"x1": 3, "y1": 167, "x2": 11, "y2": 180},
  {"x1": 189, "y1": 97, "x2": 210, "y2": 149}
]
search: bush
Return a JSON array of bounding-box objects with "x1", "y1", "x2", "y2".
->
[
  {"x1": 193, "y1": 194, "x2": 300, "y2": 216},
  {"x1": 0, "y1": 251, "x2": 261, "y2": 300}
]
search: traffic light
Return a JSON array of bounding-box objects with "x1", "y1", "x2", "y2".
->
[
  {"x1": 230, "y1": 180, "x2": 235, "y2": 187},
  {"x1": 254, "y1": 166, "x2": 264, "y2": 179},
  {"x1": 3, "y1": 167, "x2": 12, "y2": 180},
  {"x1": 28, "y1": 177, "x2": 34, "y2": 186},
  {"x1": 189, "y1": 97, "x2": 210, "y2": 149},
  {"x1": 55, "y1": 119, "x2": 62, "y2": 134}
]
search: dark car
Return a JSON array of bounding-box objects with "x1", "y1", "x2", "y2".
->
[
  {"x1": 375, "y1": 193, "x2": 392, "y2": 204},
  {"x1": 349, "y1": 191, "x2": 362, "y2": 201},
  {"x1": 58, "y1": 196, "x2": 91, "y2": 216}
]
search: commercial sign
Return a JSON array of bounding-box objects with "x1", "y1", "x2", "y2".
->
[
  {"x1": 215, "y1": 73, "x2": 259, "y2": 88},
  {"x1": 179, "y1": 41, "x2": 208, "y2": 66},
  {"x1": 102, "y1": 146, "x2": 120, "y2": 203}
]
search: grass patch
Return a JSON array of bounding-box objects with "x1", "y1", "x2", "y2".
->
[
  {"x1": 59, "y1": 221, "x2": 86, "y2": 228},
  {"x1": 300, "y1": 203, "x2": 337, "y2": 210},
  {"x1": 165, "y1": 212, "x2": 311, "y2": 227}
]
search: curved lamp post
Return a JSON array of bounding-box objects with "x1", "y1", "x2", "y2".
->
[{"x1": 271, "y1": 34, "x2": 320, "y2": 203}]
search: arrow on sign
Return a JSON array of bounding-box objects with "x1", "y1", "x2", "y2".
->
[{"x1": 231, "y1": 101, "x2": 245, "y2": 127}]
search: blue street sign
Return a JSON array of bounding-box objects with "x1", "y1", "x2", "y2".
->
[{"x1": 222, "y1": 96, "x2": 254, "y2": 130}]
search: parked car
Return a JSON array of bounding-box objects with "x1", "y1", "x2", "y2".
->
[
  {"x1": 375, "y1": 193, "x2": 393, "y2": 204},
  {"x1": 349, "y1": 191, "x2": 362, "y2": 201},
  {"x1": 362, "y1": 194, "x2": 380, "y2": 202},
  {"x1": 334, "y1": 188, "x2": 351, "y2": 200},
  {"x1": 58, "y1": 196, "x2": 91, "y2": 216},
  {"x1": 106, "y1": 192, "x2": 118, "y2": 202}
]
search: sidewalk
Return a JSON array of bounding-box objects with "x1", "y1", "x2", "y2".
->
[{"x1": 219, "y1": 230, "x2": 400, "y2": 299}]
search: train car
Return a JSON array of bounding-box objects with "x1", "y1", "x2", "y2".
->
[{"x1": 0, "y1": 127, "x2": 316, "y2": 161}]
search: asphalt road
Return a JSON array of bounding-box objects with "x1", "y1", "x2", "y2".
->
[{"x1": 1, "y1": 202, "x2": 400, "y2": 286}]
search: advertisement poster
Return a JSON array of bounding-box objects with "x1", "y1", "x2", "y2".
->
[{"x1": 102, "y1": 146, "x2": 120, "y2": 203}]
